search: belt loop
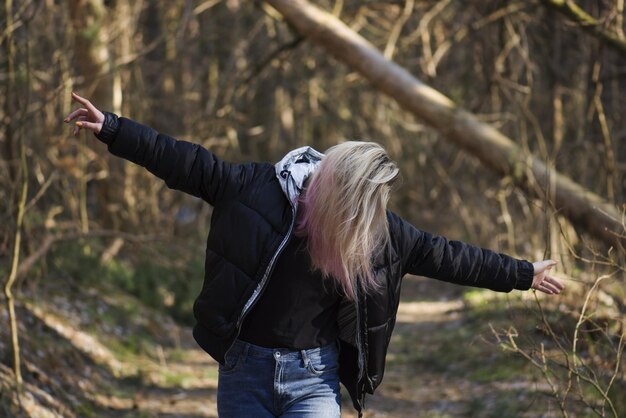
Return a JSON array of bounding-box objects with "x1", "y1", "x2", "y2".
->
[{"x1": 300, "y1": 349, "x2": 310, "y2": 367}]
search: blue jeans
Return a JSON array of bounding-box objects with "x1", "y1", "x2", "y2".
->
[{"x1": 217, "y1": 339, "x2": 341, "y2": 417}]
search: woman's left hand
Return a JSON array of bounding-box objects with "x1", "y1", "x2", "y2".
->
[
  {"x1": 531, "y1": 260, "x2": 565, "y2": 295},
  {"x1": 63, "y1": 92, "x2": 105, "y2": 136}
]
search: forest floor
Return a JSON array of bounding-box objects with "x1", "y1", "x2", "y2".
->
[{"x1": 0, "y1": 275, "x2": 588, "y2": 418}]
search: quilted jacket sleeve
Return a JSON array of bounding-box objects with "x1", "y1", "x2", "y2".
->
[
  {"x1": 95, "y1": 112, "x2": 254, "y2": 205},
  {"x1": 391, "y1": 211, "x2": 534, "y2": 292}
]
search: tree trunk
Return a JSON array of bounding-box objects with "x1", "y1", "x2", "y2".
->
[
  {"x1": 68, "y1": 0, "x2": 124, "y2": 231},
  {"x1": 264, "y1": 0, "x2": 624, "y2": 249}
]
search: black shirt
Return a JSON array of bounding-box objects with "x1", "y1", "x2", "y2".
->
[{"x1": 238, "y1": 233, "x2": 341, "y2": 350}]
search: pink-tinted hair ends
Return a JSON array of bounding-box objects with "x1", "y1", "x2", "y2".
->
[{"x1": 295, "y1": 141, "x2": 399, "y2": 300}]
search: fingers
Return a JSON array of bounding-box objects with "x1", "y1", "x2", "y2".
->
[
  {"x1": 71, "y1": 92, "x2": 99, "y2": 114},
  {"x1": 72, "y1": 92, "x2": 95, "y2": 110},
  {"x1": 544, "y1": 275, "x2": 565, "y2": 292},
  {"x1": 64, "y1": 108, "x2": 88, "y2": 123},
  {"x1": 71, "y1": 115, "x2": 101, "y2": 136},
  {"x1": 72, "y1": 116, "x2": 86, "y2": 136},
  {"x1": 67, "y1": 93, "x2": 104, "y2": 136},
  {"x1": 75, "y1": 120, "x2": 101, "y2": 134},
  {"x1": 535, "y1": 284, "x2": 556, "y2": 295},
  {"x1": 538, "y1": 279, "x2": 560, "y2": 294},
  {"x1": 533, "y1": 275, "x2": 565, "y2": 295}
]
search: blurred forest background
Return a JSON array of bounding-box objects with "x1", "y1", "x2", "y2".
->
[{"x1": 1, "y1": 0, "x2": 625, "y2": 417}]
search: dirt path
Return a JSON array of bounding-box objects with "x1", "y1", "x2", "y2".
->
[
  {"x1": 343, "y1": 276, "x2": 475, "y2": 418},
  {"x1": 344, "y1": 277, "x2": 553, "y2": 418}
]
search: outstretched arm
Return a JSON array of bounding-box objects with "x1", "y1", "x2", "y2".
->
[
  {"x1": 64, "y1": 92, "x2": 256, "y2": 205},
  {"x1": 392, "y1": 212, "x2": 565, "y2": 294}
]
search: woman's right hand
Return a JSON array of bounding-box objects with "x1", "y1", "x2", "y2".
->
[
  {"x1": 531, "y1": 260, "x2": 564, "y2": 295},
  {"x1": 63, "y1": 92, "x2": 105, "y2": 136}
]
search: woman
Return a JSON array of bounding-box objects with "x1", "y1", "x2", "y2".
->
[{"x1": 65, "y1": 92, "x2": 564, "y2": 417}]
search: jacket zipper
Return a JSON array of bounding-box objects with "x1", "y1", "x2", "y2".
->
[
  {"x1": 354, "y1": 290, "x2": 364, "y2": 380},
  {"x1": 235, "y1": 205, "x2": 296, "y2": 330},
  {"x1": 354, "y1": 276, "x2": 372, "y2": 413}
]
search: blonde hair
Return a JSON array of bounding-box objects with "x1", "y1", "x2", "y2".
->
[{"x1": 295, "y1": 141, "x2": 400, "y2": 300}]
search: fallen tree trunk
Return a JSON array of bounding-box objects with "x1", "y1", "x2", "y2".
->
[{"x1": 264, "y1": 0, "x2": 625, "y2": 249}]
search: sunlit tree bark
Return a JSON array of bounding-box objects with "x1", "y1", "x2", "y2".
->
[{"x1": 68, "y1": 0, "x2": 119, "y2": 232}]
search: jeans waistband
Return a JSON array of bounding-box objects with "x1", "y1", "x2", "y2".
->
[{"x1": 231, "y1": 339, "x2": 338, "y2": 361}]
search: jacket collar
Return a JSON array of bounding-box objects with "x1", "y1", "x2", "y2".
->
[{"x1": 275, "y1": 146, "x2": 324, "y2": 210}]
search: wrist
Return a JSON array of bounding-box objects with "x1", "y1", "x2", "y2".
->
[
  {"x1": 95, "y1": 111, "x2": 120, "y2": 144},
  {"x1": 514, "y1": 260, "x2": 534, "y2": 291}
]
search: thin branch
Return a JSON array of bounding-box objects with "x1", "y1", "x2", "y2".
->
[
  {"x1": 241, "y1": 35, "x2": 304, "y2": 87},
  {"x1": 590, "y1": 61, "x2": 617, "y2": 203},
  {"x1": 492, "y1": 325, "x2": 566, "y2": 416},
  {"x1": 3, "y1": 0, "x2": 27, "y2": 399},
  {"x1": 541, "y1": 0, "x2": 626, "y2": 56},
  {"x1": 383, "y1": 0, "x2": 414, "y2": 60},
  {"x1": 532, "y1": 293, "x2": 571, "y2": 415},
  {"x1": 571, "y1": 273, "x2": 620, "y2": 417},
  {"x1": 24, "y1": 171, "x2": 58, "y2": 214},
  {"x1": 15, "y1": 230, "x2": 162, "y2": 280}
]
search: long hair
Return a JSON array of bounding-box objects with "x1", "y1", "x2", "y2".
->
[{"x1": 295, "y1": 141, "x2": 400, "y2": 300}]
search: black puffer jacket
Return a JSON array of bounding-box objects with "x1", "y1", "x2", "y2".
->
[{"x1": 96, "y1": 112, "x2": 534, "y2": 415}]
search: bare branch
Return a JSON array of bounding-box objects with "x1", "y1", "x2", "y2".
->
[
  {"x1": 15, "y1": 230, "x2": 161, "y2": 280},
  {"x1": 541, "y1": 0, "x2": 626, "y2": 56}
]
